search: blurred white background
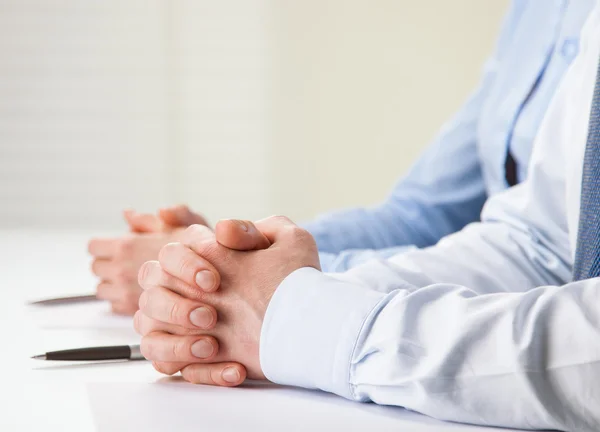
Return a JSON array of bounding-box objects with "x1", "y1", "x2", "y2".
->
[{"x1": 0, "y1": 0, "x2": 509, "y2": 230}]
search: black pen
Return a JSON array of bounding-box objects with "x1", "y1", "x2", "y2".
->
[
  {"x1": 31, "y1": 344, "x2": 144, "y2": 361},
  {"x1": 28, "y1": 294, "x2": 99, "y2": 306}
]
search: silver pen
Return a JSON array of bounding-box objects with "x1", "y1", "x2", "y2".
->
[{"x1": 28, "y1": 294, "x2": 99, "y2": 306}]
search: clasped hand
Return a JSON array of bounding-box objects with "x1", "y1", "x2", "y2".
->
[
  {"x1": 88, "y1": 206, "x2": 209, "y2": 315},
  {"x1": 133, "y1": 216, "x2": 321, "y2": 386}
]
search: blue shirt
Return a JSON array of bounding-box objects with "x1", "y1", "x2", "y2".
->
[
  {"x1": 261, "y1": 4, "x2": 600, "y2": 430},
  {"x1": 307, "y1": 0, "x2": 595, "y2": 272}
]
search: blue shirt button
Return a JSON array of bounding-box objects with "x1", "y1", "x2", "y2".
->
[{"x1": 561, "y1": 38, "x2": 579, "y2": 60}]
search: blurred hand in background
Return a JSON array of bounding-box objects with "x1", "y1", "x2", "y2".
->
[{"x1": 88, "y1": 205, "x2": 209, "y2": 315}]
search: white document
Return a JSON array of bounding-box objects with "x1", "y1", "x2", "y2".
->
[{"x1": 87, "y1": 380, "x2": 523, "y2": 432}]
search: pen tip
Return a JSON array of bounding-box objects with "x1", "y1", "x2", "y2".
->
[{"x1": 31, "y1": 354, "x2": 46, "y2": 360}]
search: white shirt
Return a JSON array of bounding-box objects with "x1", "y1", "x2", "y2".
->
[{"x1": 260, "y1": 3, "x2": 600, "y2": 431}]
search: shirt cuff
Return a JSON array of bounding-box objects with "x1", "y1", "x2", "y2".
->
[{"x1": 259, "y1": 267, "x2": 385, "y2": 399}]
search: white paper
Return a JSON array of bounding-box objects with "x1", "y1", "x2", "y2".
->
[{"x1": 87, "y1": 380, "x2": 521, "y2": 432}]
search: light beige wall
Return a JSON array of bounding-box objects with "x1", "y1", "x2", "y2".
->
[
  {"x1": 0, "y1": 1, "x2": 173, "y2": 228},
  {"x1": 269, "y1": 0, "x2": 510, "y2": 222},
  {"x1": 0, "y1": 1, "x2": 510, "y2": 229},
  {"x1": 0, "y1": 0, "x2": 273, "y2": 228}
]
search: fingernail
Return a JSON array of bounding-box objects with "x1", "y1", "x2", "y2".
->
[
  {"x1": 191, "y1": 339, "x2": 214, "y2": 359},
  {"x1": 236, "y1": 220, "x2": 248, "y2": 232},
  {"x1": 189, "y1": 307, "x2": 214, "y2": 329},
  {"x1": 195, "y1": 270, "x2": 216, "y2": 291},
  {"x1": 222, "y1": 367, "x2": 241, "y2": 383}
]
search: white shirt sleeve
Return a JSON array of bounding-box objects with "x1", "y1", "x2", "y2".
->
[
  {"x1": 262, "y1": 267, "x2": 600, "y2": 431},
  {"x1": 260, "y1": 5, "x2": 600, "y2": 431}
]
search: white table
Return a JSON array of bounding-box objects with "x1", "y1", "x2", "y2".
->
[{"x1": 0, "y1": 230, "x2": 527, "y2": 432}]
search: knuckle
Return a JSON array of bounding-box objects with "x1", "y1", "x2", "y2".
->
[
  {"x1": 196, "y1": 240, "x2": 219, "y2": 262},
  {"x1": 135, "y1": 314, "x2": 156, "y2": 336},
  {"x1": 181, "y1": 327, "x2": 202, "y2": 336},
  {"x1": 285, "y1": 225, "x2": 311, "y2": 243},
  {"x1": 95, "y1": 281, "x2": 107, "y2": 295},
  {"x1": 209, "y1": 367, "x2": 223, "y2": 386},
  {"x1": 269, "y1": 214, "x2": 292, "y2": 224},
  {"x1": 178, "y1": 256, "x2": 198, "y2": 279},
  {"x1": 122, "y1": 304, "x2": 138, "y2": 316},
  {"x1": 167, "y1": 365, "x2": 181, "y2": 376},
  {"x1": 115, "y1": 237, "x2": 134, "y2": 258},
  {"x1": 138, "y1": 290, "x2": 149, "y2": 311},
  {"x1": 181, "y1": 367, "x2": 196, "y2": 383},
  {"x1": 158, "y1": 243, "x2": 201, "y2": 279},
  {"x1": 168, "y1": 300, "x2": 183, "y2": 325},
  {"x1": 188, "y1": 367, "x2": 215, "y2": 385},
  {"x1": 91, "y1": 260, "x2": 107, "y2": 276},
  {"x1": 183, "y1": 224, "x2": 203, "y2": 240},
  {"x1": 137, "y1": 261, "x2": 156, "y2": 287},
  {"x1": 183, "y1": 225, "x2": 216, "y2": 252},
  {"x1": 183, "y1": 225, "x2": 197, "y2": 237},
  {"x1": 207, "y1": 370, "x2": 219, "y2": 386},
  {"x1": 152, "y1": 361, "x2": 166, "y2": 374},
  {"x1": 115, "y1": 267, "x2": 133, "y2": 284},
  {"x1": 186, "y1": 223, "x2": 212, "y2": 238},
  {"x1": 140, "y1": 336, "x2": 154, "y2": 359},
  {"x1": 111, "y1": 303, "x2": 124, "y2": 315},
  {"x1": 133, "y1": 311, "x2": 142, "y2": 334},
  {"x1": 172, "y1": 339, "x2": 188, "y2": 360},
  {"x1": 158, "y1": 242, "x2": 180, "y2": 265},
  {"x1": 206, "y1": 337, "x2": 218, "y2": 357},
  {"x1": 154, "y1": 362, "x2": 179, "y2": 376}
]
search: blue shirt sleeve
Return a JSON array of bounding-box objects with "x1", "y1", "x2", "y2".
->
[{"x1": 306, "y1": 3, "x2": 523, "y2": 255}]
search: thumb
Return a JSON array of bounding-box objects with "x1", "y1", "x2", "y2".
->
[
  {"x1": 159, "y1": 205, "x2": 209, "y2": 228},
  {"x1": 124, "y1": 209, "x2": 163, "y2": 233},
  {"x1": 215, "y1": 219, "x2": 271, "y2": 251}
]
